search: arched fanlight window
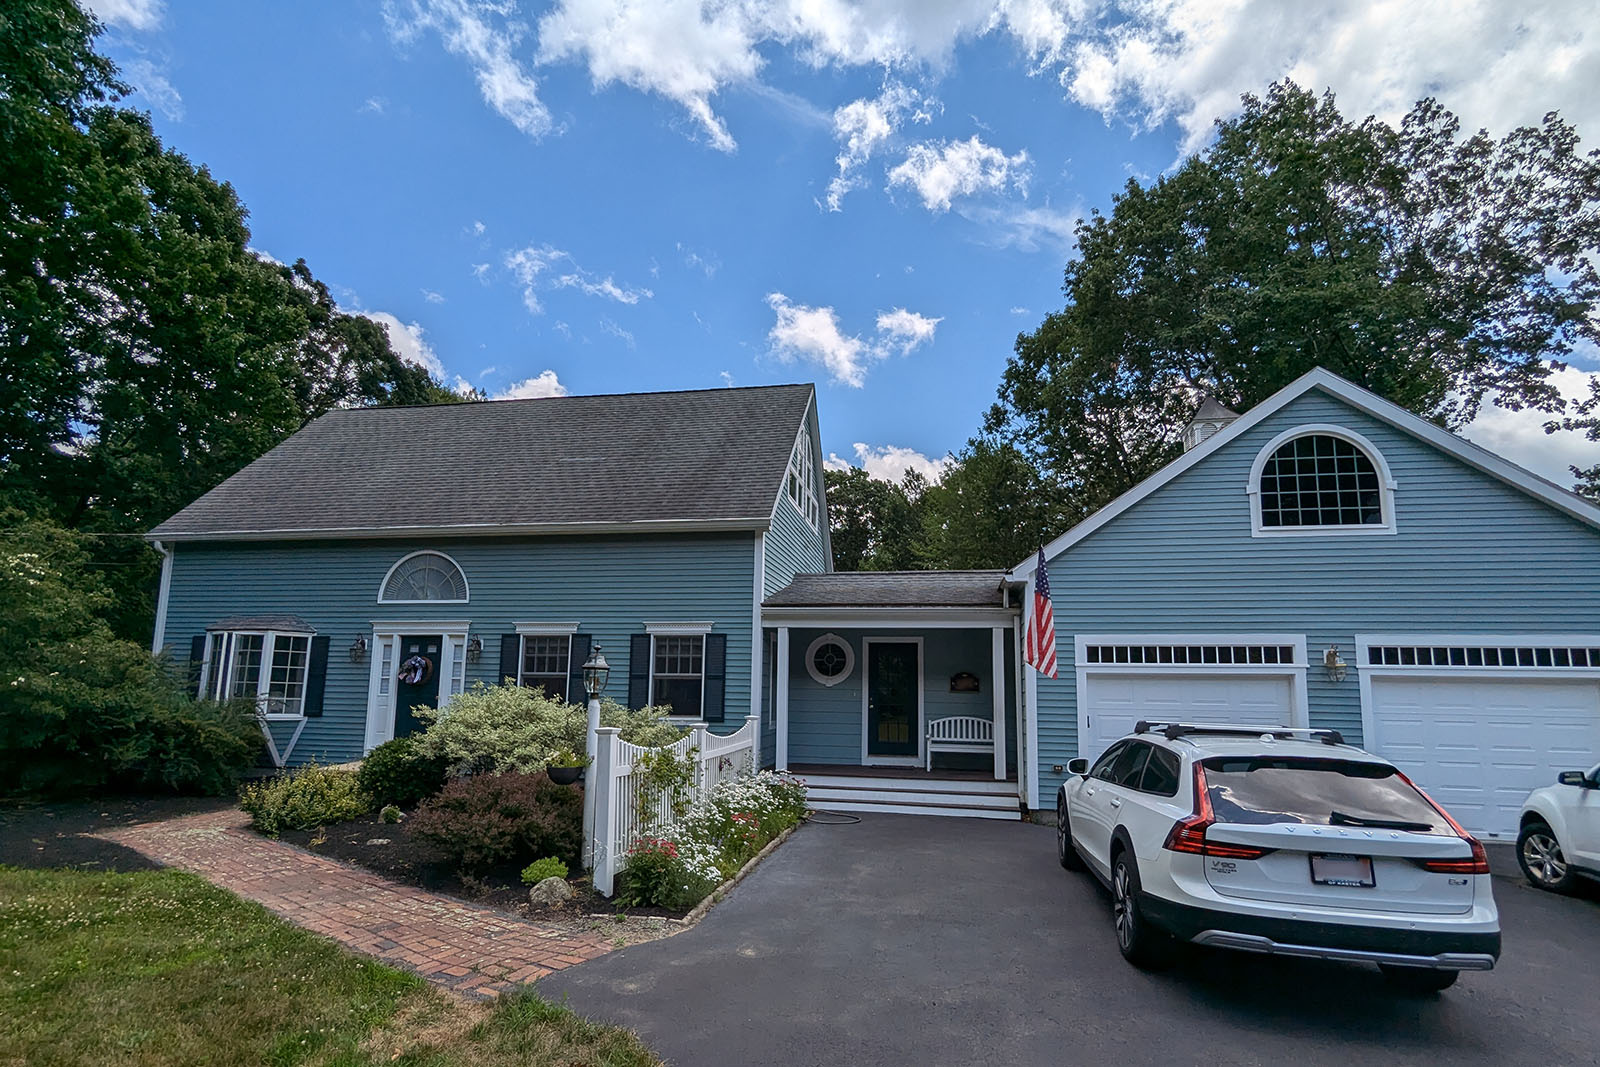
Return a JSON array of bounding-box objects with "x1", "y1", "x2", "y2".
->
[
  {"x1": 1248, "y1": 425, "x2": 1397, "y2": 536},
  {"x1": 379, "y1": 551, "x2": 469, "y2": 603}
]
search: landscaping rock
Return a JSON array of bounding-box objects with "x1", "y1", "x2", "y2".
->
[
  {"x1": 528, "y1": 876, "x2": 574, "y2": 906},
  {"x1": 365, "y1": 838, "x2": 391, "y2": 846}
]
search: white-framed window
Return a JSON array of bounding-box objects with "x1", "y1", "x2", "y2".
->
[
  {"x1": 652, "y1": 635, "x2": 705, "y2": 718},
  {"x1": 379, "y1": 551, "x2": 469, "y2": 603},
  {"x1": 788, "y1": 423, "x2": 820, "y2": 531},
  {"x1": 205, "y1": 630, "x2": 313, "y2": 718},
  {"x1": 1248, "y1": 425, "x2": 1396, "y2": 537},
  {"x1": 805, "y1": 632, "x2": 856, "y2": 687},
  {"x1": 520, "y1": 634, "x2": 573, "y2": 700}
]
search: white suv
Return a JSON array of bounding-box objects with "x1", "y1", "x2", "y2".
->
[
  {"x1": 1517, "y1": 762, "x2": 1600, "y2": 893},
  {"x1": 1056, "y1": 721, "x2": 1500, "y2": 992}
]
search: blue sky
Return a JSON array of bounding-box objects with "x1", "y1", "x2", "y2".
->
[{"x1": 86, "y1": 0, "x2": 1597, "y2": 486}]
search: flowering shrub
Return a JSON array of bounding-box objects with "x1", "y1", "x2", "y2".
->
[
  {"x1": 616, "y1": 837, "x2": 717, "y2": 909},
  {"x1": 240, "y1": 764, "x2": 373, "y2": 836},
  {"x1": 410, "y1": 771, "x2": 582, "y2": 872}
]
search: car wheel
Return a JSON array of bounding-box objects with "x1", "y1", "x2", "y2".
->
[
  {"x1": 1518, "y1": 821, "x2": 1576, "y2": 893},
  {"x1": 1111, "y1": 848, "x2": 1175, "y2": 970},
  {"x1": 1057, "y1": 790, "x2": 1084, "y2": 871},
  {"x1": 1379, "y1": 965, "x2": 1460, "y2": 994}
]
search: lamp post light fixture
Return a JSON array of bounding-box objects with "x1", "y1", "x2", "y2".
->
[{"x1": 581, "y1": 644, "x2": 609, "y2": 869}]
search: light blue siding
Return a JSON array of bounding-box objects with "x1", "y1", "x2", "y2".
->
[
  {"x1": 785, "y1": 627, "x2": 1018, "y2": 772},
  {"x1": 1033, "y1": 388, "x2": 1600, "y2": 806},
  {"x1": 162, "y1": 533, "x2": 759, "y2": 764},
  {"x1": 763, "y1": 406, "x2": 830, "y2": 597}
]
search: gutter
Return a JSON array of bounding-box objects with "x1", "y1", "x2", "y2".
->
[{"x1": 151, "y1": 540, "x2": 173, "y2": 654}]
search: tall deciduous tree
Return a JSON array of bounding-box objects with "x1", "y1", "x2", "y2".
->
[
  {"x1": 990, "y1": 83, "x2": 1600, "y2": 519},
  {"x1": 825, "y1": 466, "x2": 927, "y2": 571}
]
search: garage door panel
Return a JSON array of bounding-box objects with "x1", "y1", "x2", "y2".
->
[
  {"x1": 1370, "y1": 676, "x2": 1600, "y2": 838},
  {"x1": 1083, "y1": 673, "x2": 1295, "y2": 761}
]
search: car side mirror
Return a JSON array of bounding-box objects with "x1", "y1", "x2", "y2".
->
[
  {"x1": 1066, "y1": 758, "x2": 1089, "y2": 776},
  {"x1": 1557, "y1": 770, "x2": 1596, "y2": 788}
]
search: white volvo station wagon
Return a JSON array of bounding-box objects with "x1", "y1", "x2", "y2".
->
[{"x1": 1057, "y1": 722, "x2": 1501, "y2": 992}]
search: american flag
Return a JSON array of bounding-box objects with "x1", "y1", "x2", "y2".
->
[{"x1": 1024, "y1": 547, "x2": 1058, "y2": 678}]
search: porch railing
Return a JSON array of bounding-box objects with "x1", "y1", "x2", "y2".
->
[{"x1": 590, "y1": 718, "x2": 758, "y2": 896}]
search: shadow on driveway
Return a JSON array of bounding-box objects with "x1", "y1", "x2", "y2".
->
[{"x1": 541, "y1": 814, "x2": 1600, "y2": 1067}]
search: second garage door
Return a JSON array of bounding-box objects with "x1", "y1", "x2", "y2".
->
[
  {"x1": 1080, "y1": 672, "x2": 1296, "y2": 762},
  {"x1": 1368, "y1": 676, "x2": 1600, "y2": 838}
]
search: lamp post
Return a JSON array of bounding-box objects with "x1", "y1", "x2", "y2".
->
[{"x1": 580, "y1": 644, "x2": 610, "y2": 868}]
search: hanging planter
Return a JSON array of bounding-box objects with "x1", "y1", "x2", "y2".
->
[{"x1": 545, "y1": 748, "x2": 591, "y2": 786}]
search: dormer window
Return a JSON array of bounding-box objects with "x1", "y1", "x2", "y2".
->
[
  {"x1": 788, "y1": 424, "x2": 819, "y2": 530},
  {"x1": 1248, "y1": 426, "x2": 1396, "y2": 536}
]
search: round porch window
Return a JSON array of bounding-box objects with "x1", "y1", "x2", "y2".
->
[{"x1": 805, "y1": 633, "x2": 855, "y2": 687}]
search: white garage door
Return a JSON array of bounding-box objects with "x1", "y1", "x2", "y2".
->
[
  {"x1": 1369, "y1": 676, "x2": 1600, "y2": 838},
  {"x1": 1082, "y1": 673, "x2": 1296, "y2": 762}
]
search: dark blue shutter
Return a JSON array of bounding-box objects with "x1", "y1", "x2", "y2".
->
[
  {"x1": 499, "y1": 634, "x2": 521, "y2": 686},
  {"x1": 566, "y1": 634, "x2": 592, "y2": 703},
  {"x1": 189, "y1": 635, "x2": 207, "y2": 698},
  {"x1": 303, "y1": 636, "x2": 330, "y2": 717},
  {"x1": 628, "y1": 634, "x2": 651, "y2": 709},
  {"x1": 702, "y1": 633, "x2": 727, "y2": 723}
]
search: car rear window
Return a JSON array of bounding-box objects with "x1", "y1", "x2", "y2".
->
[{"x1": 1199, "y1": 757, "x2": 1453, "y2": 835}]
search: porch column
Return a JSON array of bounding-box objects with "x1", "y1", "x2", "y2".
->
[
  {"x1": 992, "y1": 626, "x2": 1008, "y2": 781},
  {"x1": 775, "y1": 626, "x2": 791, "y2": 772}
]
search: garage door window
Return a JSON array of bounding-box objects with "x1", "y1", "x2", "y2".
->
[{"x1": 1367, "y1": 643, "x2": 1600, "y2": 668}]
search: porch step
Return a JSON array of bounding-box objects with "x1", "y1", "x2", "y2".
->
[{"x1": 801, "y1": 775, "x2": 1023, "y2": 821}]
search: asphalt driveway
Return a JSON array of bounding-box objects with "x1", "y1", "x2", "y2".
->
[{"x1": 542, "y1": 814, "x2": 1600, "y2": 1066}]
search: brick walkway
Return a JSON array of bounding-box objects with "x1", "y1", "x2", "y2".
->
[{"x1": 97, "y1": 809, "x2": 613, "y2": 997}]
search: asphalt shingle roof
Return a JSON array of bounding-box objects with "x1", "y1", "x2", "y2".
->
[
  {"x1": 763, "y1": 571, "x2": 1010, "y2": 608},
  {"x1": 150, "y1": 384, "x2": 814, "y2": 539}
]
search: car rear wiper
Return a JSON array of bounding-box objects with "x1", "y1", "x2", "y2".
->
[{"x1": 1329, "y1": 810, "x2": 1434, "y2": 832}]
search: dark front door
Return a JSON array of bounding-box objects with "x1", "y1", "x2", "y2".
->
[
  {"x1": 394, "y1": 635, "x2": 443, "y2": 738},
  {"x1": 866, "y1": 641, "x2": 919, "y2": 760}
]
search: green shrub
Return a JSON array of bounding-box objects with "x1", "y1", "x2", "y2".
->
[
  {"x1": 379, "y1": 804, "x2": 403, "y2": 824},
  {"x1": 520, "y1": 856, "x2": 570, "y2": 884},
  {"x1": 616, "y1": 837, "x2": 715, "y2": 910},
  {"x1": 409, "y1": 771, "x2": 583, "y2": 872},
  {"x1": 356, "y1": 736, "x2": 449, "y2": 807},
  {"x1": 239, "y1": 764, "x2": 373, "y2": 836},
  {"x1": 412, "y1": 683, "x2": 683, "y2": 776}
]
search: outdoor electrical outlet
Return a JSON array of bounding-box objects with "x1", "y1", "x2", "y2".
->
[{"x1": 1052, "y1": 764, "x2": 1064, "y2": 773}]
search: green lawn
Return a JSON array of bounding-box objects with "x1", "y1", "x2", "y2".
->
[{"x1": 0, "y1": 867, "x2": 657, "y2": 1067}]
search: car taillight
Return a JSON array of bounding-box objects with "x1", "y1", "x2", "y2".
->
[
  {"x1": 1394, "y1": 769, "x2": 1492, "y2": 875},
  {"x1": 1161, "y1": 763, "x2": 1271, "y2": 860}
]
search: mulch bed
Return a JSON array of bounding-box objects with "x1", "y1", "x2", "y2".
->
[
  {"x1": 0, "y1": 795, "x2": 234, "y2": 872},
  {"x1": 273, "y1": 812, "x2": 692, "y2": 922}
]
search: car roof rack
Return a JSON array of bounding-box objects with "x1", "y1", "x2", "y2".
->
[{"x1": 1133, "y1": 720, "x2": 1346, "y2": 746}]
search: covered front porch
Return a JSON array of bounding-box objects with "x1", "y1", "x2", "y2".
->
[{"x1": 759, "y1": 571, "x2": 1026, "y2": 819}]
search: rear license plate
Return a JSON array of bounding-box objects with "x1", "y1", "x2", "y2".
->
[{"x1": 1309, "y1": 853, "x2": 1375, "y2": 888}]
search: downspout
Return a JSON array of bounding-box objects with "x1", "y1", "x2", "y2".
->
[{"x1": 151, "y1": 540, "x2": 174, "y2": 655}]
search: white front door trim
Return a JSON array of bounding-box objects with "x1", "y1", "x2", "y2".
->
[
  {"x1": 364, "y1": 623, "x2": 472, "y2": 753},
  {"x1": 861, "y1": 636, "x2": 926, "y2": 767}
]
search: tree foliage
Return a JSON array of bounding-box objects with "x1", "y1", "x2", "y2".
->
[
  {"x1": 990, "y1": 83, "x2": 1600, "y2": 519},
  {"x1": 824, "y1": 466, "x2": 927, "y2": 571}
]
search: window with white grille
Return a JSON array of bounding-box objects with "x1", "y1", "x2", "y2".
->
[
  {"x1": 1084, "y1": 644, "x2": 1299, "y2": 667},
  {"x1": 1366, "y1": 644, "x2": 1600, "y2": 669}
]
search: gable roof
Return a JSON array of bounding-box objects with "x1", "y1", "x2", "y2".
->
[
  {"x1": 763, "y1": 571, "x2": 1009, "y2": 608},
  {"x1": 1010, "y1": 366, "x2": 1600, "y2": 578},
  {"x1": 150, "y1": 384, "x2": 815, "y2": 541}
]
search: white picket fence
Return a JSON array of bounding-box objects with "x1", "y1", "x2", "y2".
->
[{"x1": 589, "y1": 718, "x2": 758, "y2": 896}]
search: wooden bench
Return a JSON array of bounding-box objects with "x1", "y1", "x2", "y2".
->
[{"x1": 925, "y1": 716, "x2": 995, "y2": 771}]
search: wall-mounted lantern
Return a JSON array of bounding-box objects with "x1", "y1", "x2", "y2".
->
[
  {"x1": 1323, "y1": 645, "x2": 1348, "y2": 683},
  {"x1": 465, "y1": 634, "x2": 483, "y2": 663},
  {"x1": 348, "y1": 636, "x2": 368, "y2": 663}
]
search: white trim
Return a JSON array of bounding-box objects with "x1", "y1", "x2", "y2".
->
[
  {"x1": 991, "y1": 626, "x2": 1008, "y2": 781},
  {"x1": 1023, "y1": 576, "x2": 1040, "y2": 809},
  {"x1": 1247, "y1": 424, "x2": 1397, "y2": 537},
  {"x1": 367, "y1": 618, "x2": 472, "y2": 631},
  {"x1": 861, "y1": 637, "x2": 926, "y2": 767},
  {"x1": 203, "y1": 627, "x2": 318, "y2": 719},
  {"x1": 1013, "y1": 607, "x2": 1029, "y2": 807},
  {"x1": 378, "y1": 550, "x2": 470, "y2": 604},
  {"x1": 804, "y1": 632, "x2": 856, "y2": 687},
  {"x1": 514, "y1": 621, "x2": 580, "y2": 634},
  {"x1": 1009, "y1": 367, "x2": 1600, "y2": 577},
  {"x1": 761, "y1": 607, "x2": 1019, "y2": 628},
  {"x1": 514, "y1": 632, "x2": 574, "y2": 692},
  {"x1": 150, "y1": 541, "x2": 173, "y2": 654},
  {"x1": 149, "y1": 517, "x2": 770, "y2": 543},
  {"x1": 1354, "y1": 634, "x2": 1600, "y2": 755},
  {"x1": 1073, "y1": 633, "x2": 1311, "y2": 763},
  {"x1": 775, "y1": 626, "x2": 791, "y2": 771},
  {"x1": 643, "y1": 620, "x2": 715, "y2": 635},
  {"x1": 362, "y1": 624, "x2": 472, "y2": 753},
  {"x1": 751, "y1": 532, "x2": 765, "y2": 740}
]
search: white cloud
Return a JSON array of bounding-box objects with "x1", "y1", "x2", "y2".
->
[
  {"x1": 359, "y1": 96, "x2": 388, "y2": 114},
  {"x1": 887, "y1": 135, "x2": 1031, "y2": 212},
  {"x1": 958, "y1": 200, "x2": 1081, "y2": 251},
  {"x1": 421, "y1": 288, "x2": 445, "y2": 303},
  {"x1": 359, "y1": 310, "x2": 445, "y2": 378},
  {"x1": 825, "y1": 81, "x2": 938, "y2": 211},
  {"x1": 470, "y1": 262, "x2": 491, "y2": 282},
  {"x1": 876, "y1": 308, "x2": 942, "y2": 355},
  {"x1": 1063, "y1": 0, "x2": 1600, "y2": 157},
  {"x1": 385, "y1": 0, "x2": 552, "y2": 138},
  {"x1": 677, "y1": 243, "x2": 720, "y2": 277},
  {"x1": 825, "y1": 442, "x2": 952, "y2": 483},
  {"x1": 504, "y1": 244, "x2": 652, "y2": 315},
  {"x1": 122, "y1": 58, "x2": 183, "y2": 120},
  {"x1": 1010, "y1": 305, "x2": 1030, "y2": 315},
  {"x1": 765, "y1": 293, "x2": 942, "y2": 387},
  {"x1": 1462, "y1": 365, "x2": 1599, "y2": 488},
  {"x1": 599, "y1": 318, "x2": 637, "y2": 348},
  {"x1": 472, "y1": 220, "x2": 487, "y2": 235},
  {"x1": 84, "y1": 0, "x2": 164, "y2": 31},
  {"x1": 496, "y1": 370, "x2": 570, "y2": 399}
]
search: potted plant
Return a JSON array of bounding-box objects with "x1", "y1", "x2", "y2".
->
[{"x1": 545, "y1": 748, "x2": 591, "y2": 786}]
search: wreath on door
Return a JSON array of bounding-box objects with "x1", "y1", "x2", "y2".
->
[{"x1": 397, "y1": 655, "x2": 433, "y2": 686}]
